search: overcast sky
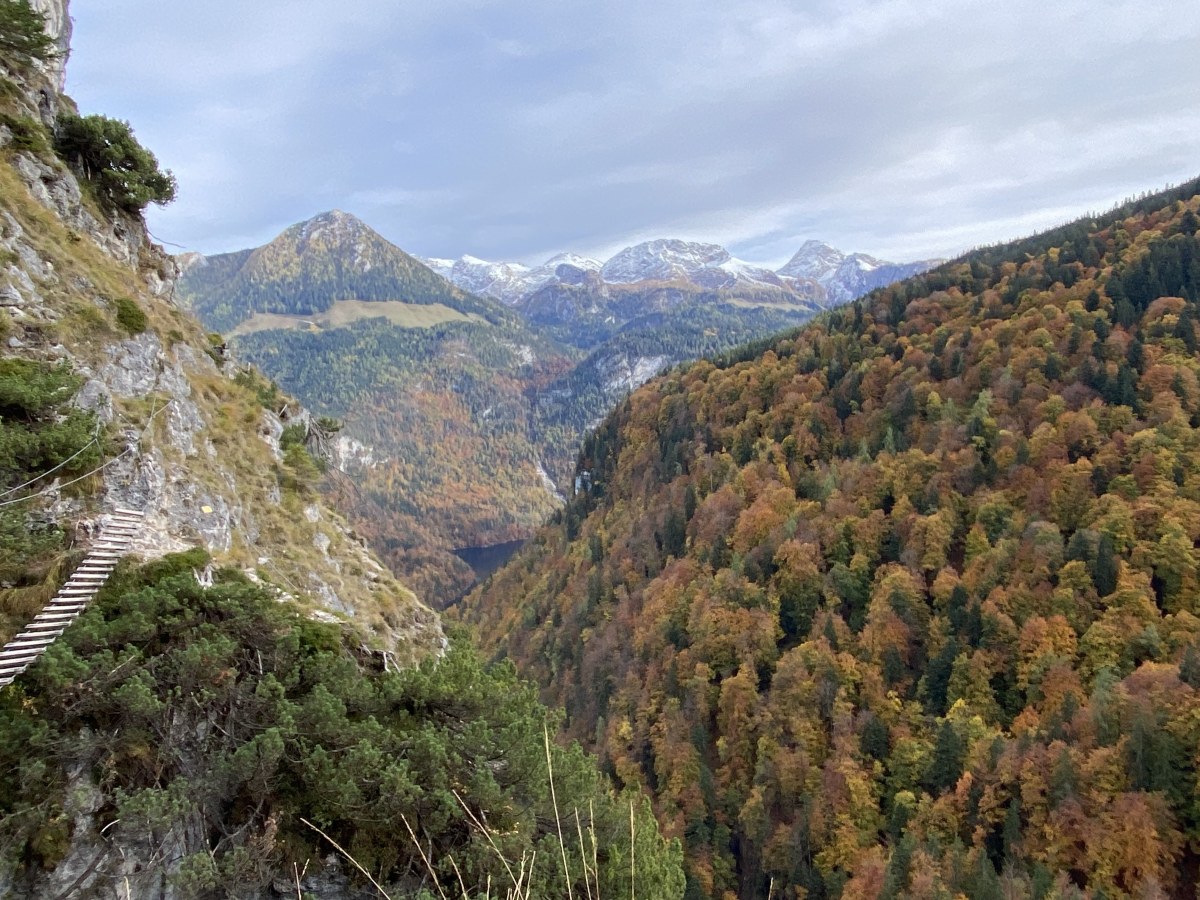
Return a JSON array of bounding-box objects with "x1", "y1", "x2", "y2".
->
[{"x1": 66, "y1": 0, "x2": 1200, "y2": 268}]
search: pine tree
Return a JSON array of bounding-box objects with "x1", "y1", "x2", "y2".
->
[
  {"x1": 879, "y1": 834, "x2": 915, "y2": 900},
  {"x1": 924, "y1": 720, "x2": 965, "y2": 794},
  {"x1": 1176, "y1": 306, "x2": 1198, "y2": 352},
  {"x1": 1002, "y1": 795, "x2": 1022, "y2": 862},
  {"x1": 1180, "y1": 645, "x2": 1200, "y2": 689},
  {"x1": 1092, "y1": 533, "x2": 1118, "y2": 596},
  {"x1": 860, "y1": 714, "x2": 890, "y2": 762},
  {"x1": 1049, "y1": 748, "x2": 1077, "y2": 806},
  {"x1": 966, "y1": 851, "x2": 1003, "y2": 900},
  {"x1": 920, "y1": 638, "x2": 959, "y2": 715}
]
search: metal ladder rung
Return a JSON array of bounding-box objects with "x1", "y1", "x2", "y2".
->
[
  {"x1": 32, "y1": 612, "x2": 80, "y2": 623},
  {"x1": 0, "y1": 508, "x2": 142, "y2": 689},
  {"x1": 7, "y1": 633, "x2": 56, "y2": 648}
]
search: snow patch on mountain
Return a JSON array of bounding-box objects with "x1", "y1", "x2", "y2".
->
[
  {"x1": 778, "y1": 240, "x2": 845, "y2": 282},
  {"x1": 428, "y1": 236, "x2": 941, "y2": 309},
  {"x1": 600, "y1": 239, "x2": 730, "y2": 284},
  {"x1": 778, "y1": 240, "x2": 942, "y2": 305}
]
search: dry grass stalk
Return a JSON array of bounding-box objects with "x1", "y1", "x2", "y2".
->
[
  {"x1": 292, "y1": 860, "x2": 310, "y2": 900},
  {"x1": 448, "y1": 853, "x2": 470, "y2": 899},
  {"x1": 453, "y1": 788, "x2": 522, "y2": 892},
  {"x1": 543, "y1": 722, "x2": 575, "y2": 900},
  {"x1": 574, "y1": 807, "x2": 594, "y2": 900},
  {"x1": 400, "y1": 813, "x2": 447, "y2": 900},
  {"x1": 590, "y1": 799, "x2": 600, "y2": 900},
  {"x1": 629, "y1": 799, "x2": 636, "y2": 900},
  {"x1": 301, "y1": 816, "x2": 394, "y2": 900}
]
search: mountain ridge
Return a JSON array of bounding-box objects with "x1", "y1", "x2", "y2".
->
[
  {"x1": 176, "y1": 210, "x2": 508, "y2": 332},
  {"x1": 424, "y1": 233, "x2": 943, "y2": 307}
]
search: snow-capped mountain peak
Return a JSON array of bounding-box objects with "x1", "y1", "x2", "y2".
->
[
  {"x1": 544, "y1": 252, "x2": 602, "y2": 272},
  {"x1": 600, "y1": 239, "x2": 731, "y2": 284},
  {"x1": 414, "y1": 255, "x2": 540, "y2": 304},
  {"x1": 843, "y1": 252, "x2": 883, "y2": 274},
  {"x1": 423, "y1": 237, "x2": 941, "y2": 308},
  {"x1": 777, "y1": 240, "x2": 845, "y2": 281},
  {"x1": 422, "y1": 257, "x2": 456, "y2": 277}
]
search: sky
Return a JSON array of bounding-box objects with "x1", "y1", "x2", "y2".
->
[{"x1": 66, "y1": 0, "x2": 1200, "y2": 268}]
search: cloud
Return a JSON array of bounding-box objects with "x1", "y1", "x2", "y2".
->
[{"x1": 66, "y1": 0, "x2": 1200, "y2": 266}]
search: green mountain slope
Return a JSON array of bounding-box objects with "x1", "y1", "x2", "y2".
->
[
  {"x1": 460, "y1": 178, "x2": 1200, "y2": 898},
  {"x1": 176, "y1": 209, "x2": 502, "y2": 331}
]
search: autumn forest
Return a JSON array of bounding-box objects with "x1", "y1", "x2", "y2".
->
[{"x1": 460, "y1": 179, "x2": 1200, "y2": 899}]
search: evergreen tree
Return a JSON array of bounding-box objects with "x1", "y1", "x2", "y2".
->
[
  {"x1": 1049, "y1": 749, "x2": 1077, "y2": 806},
  {"x1": 924, "y1": 720, "x2": 965, "y2": 794},
  {"x1": 879, "y1": 834, "x2": 915, "y2": 900},
  {"x1": 860, "y1": 714, "x2": 891, "y2": 762},
  {"x1": 1002, "y1": 796, "x2": 1022, "y2": 862},
  {"x1": 920, "y1": 638, "x2": 959, "y2": 715},
  {"x1": 966, "y1": 851, "x2": 1003, "y2": 900},
  {"x1": 1180, "y1": 645, "x2": 1200, "y2": 689},
  {"x1": 0, "y1": 0, "x2": 56, "y2": 70},
  {"x1": 54, "y1": 113, "x2": 177, "y2": 214},
  {"x1": 1092, "y1": 533, "x2": 1118, "y2": 596}
]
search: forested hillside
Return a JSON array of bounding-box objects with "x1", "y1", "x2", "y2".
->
[
  {"x1": 461, "y1": 179, "x2": 1200, "y2": 898},
  {"x1": 178, "y1": 214, "x2": 578, "y2": 604},
  {"x1": 533, "y1": 300, "x2": 825, "y2": 483},
  {"x1": 179, "y1": 214, "x2": 834, "y2": 605},
  {"x1": 235, "y1": 317, "x2": 572, "y2": 604}
]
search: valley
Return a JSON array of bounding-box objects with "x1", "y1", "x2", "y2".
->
[
  {"x1": 179, "y1": 213, "x2": 938, "y2": 604},
  {"x1": 3, "y1": 0, "x2": 1197, "y2": 897}
]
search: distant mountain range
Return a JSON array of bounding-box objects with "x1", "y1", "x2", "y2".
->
[
  {"x1": 177, "y1": 211, "x2": 941, "y2": 604},
  {"x1": 423, "y1": 236, "x2": 940, "y2": 308}
]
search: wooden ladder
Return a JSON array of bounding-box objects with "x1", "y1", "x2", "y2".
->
[{"x1": 0, "y1": 507, "x2": 144, "y2": 689}]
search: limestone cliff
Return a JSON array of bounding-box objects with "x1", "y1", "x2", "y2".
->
[
  {"x1": 0, "y1": 1, "x2": 441, "y2": 659},
  {"x1": 0, "y1": 5, "x2": 446, "y2": 891}
]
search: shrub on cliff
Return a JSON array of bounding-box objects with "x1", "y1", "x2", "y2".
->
[
  {"x1": 0, "y1": 0, "x2": 56, "y2": 74},
  {"x1": 53, "y1": 112, "x2": 177, "y2": 215}
]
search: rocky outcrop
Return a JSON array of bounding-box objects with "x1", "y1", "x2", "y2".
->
[
  {"x1": 11, "y1": 150, "x2": 159, "y2": 270},
  {"x1": 0, "y1": 0, "x2": 441, "y2": 657},
  {"x1": 0, "y1": 753, "x2": 394, "y2": 900},
  {"x1": 28, "y1": 0, "x2": 70, "y2": 89}
]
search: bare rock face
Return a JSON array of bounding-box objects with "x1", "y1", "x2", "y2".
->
[
  {"x1": 28, "y1": 0, "x2": 70, "y2": 88},
  {"x1": 12, "y1": 151, "x2": 156, "y2": 270},
  {"x1": 12, "y1": 0, "x2": 71, "y2": 126}
]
